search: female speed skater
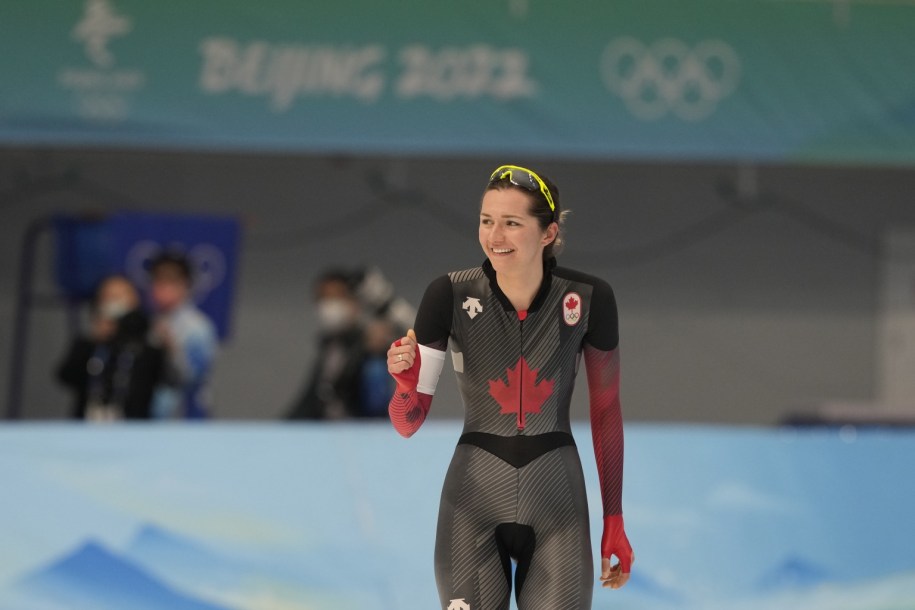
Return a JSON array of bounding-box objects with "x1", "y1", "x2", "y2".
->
[{"x1": 386, "y1": 164, "x2": 634, "y2": 609}]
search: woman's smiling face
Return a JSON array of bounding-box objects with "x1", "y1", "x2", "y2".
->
[{"x1": 479, "y1": 187, "x2": 556, "y2": 274}]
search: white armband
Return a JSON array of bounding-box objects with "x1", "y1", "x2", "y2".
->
[{"x1": 417, "y1": 344, "x2": 446, "y2": 395}]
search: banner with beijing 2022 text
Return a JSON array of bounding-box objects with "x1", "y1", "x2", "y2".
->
[{"x1": 1, "y1": 0, "x2": 913, "y2": 164}]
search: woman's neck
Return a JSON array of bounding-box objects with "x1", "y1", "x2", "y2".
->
[{"x1": 495, "y1": 260, "x2": 544, "y2": 312}]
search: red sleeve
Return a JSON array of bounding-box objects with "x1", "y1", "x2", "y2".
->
[
  {"x1": 584, "y1": 344, "x2": 624, "y2": 517},
  {"x1": 388, "y1": 390, "x2": 432, "y2": 438},
  {"x1": 388, "y1": 275, "x2": 451, "y2": 438}
]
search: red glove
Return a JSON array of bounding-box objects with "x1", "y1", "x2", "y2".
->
[
  {"x1": 390, "y1": 331, "x2": 421, "y2": 394},
  {"x1": 601, "y1": 514, "x2": 633, "y2": 573}
]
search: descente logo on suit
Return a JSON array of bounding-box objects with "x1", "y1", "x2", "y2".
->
[{"x1": 462, "y1": 297, "x2": 483, "y2": 319}]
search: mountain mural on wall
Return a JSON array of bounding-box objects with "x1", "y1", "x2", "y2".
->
[
  {"x1": 8, "y1": 541, "x2": 236, "y2": 610},
  {"x1": 1, "y1": 424, "x2": 913, "y2": 610},
  {"x1": 0, "y1": 522, "x2": 403, "y2": 610},
  {"x1": 756, "y1": 555, "x2": 834, "y2": 592},
  {"x1": 122, "y1": 522, "x2": 397, "y2": 601},
  {"x1": 123, "y1": 524, "x2": 254, "y2": 593}
]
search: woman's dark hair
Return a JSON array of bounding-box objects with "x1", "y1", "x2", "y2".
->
[{"x1": 485, "y1": 168, "x2": 569, "y2": 260}]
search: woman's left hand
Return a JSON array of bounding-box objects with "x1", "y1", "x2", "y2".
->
[
  {"x1": 600, "y1": 556, "x2": 632, "y2": 589},
  {"x1": 600, "y1": 514, "x2": 633, "y2": 589}
]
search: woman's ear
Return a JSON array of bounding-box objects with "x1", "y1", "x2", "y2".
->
[{"x1": 543, "y1": 222, "x2": 559, "y2": 246}]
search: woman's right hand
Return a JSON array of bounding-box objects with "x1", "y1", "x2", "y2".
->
[
  {"x1": 388, "y1": 329, "x2": 417, "y2": 374},
  {"x1": 387, "y1": 329, "x2": 421, "y2": 393}
]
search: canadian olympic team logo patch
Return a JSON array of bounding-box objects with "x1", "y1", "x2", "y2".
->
[{"x1": 563, "y1": 292, "x2": 581, "y2": 326}]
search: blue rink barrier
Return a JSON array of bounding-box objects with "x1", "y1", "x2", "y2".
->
[{"x1": 0, "y1": 422, "x2": 913, "y2": 610}]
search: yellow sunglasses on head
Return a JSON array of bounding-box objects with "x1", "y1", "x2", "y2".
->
[{"x1": 488, "y1": 165, "x2": 556, "y2": 213}]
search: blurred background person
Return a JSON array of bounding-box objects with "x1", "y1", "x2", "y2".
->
[
  {"x1": 286, "y1": 266, "x2": 412, "y2": 420},
  {"x1": 360, "y1": 317, "x2": 400, "y2": 418},
  {"x1": 149, "y1": 250, "x2": 218, "y2": 420},
  {"x1": 56, "y1": 274, "x2": 164, "y2": 420}
]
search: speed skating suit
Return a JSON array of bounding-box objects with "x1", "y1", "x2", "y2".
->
[{"x1": 389, "y1": 258, "x2": 626, "y2": 610}]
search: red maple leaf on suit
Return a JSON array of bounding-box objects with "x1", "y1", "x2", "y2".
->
[
  {"x1": 488, "y1": 357, "x2": 555, "y2": 429},
  {"x1": 565, "y1": 295, "x2": 579, "y2": 310}
]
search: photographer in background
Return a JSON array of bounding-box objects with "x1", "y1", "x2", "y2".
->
[
  {"x1": 286, "y1": 266, "x2": 414, "y2": 420},
  {"x1": 56, "y1": 275, "x2": 164, "y2": 420}
]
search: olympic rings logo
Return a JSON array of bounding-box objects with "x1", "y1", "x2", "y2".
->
[
  {"x1": 565, "y1": 311, "x2": 580, "y2": 322},
  {"x1": 600, "y1": 37, "x2": 741, "y2": 122}
]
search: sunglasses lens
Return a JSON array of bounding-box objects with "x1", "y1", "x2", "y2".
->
[
  {"x1": 488, "y1": 165, "x2": 555, "y2": 213},
  {"x1": 491, "y1": 167, "x2": 535, "y2": 191}
]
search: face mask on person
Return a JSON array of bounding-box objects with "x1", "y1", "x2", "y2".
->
[
  {"x1": 98, "y1": 299, "x2": 132, "y2": 321},
  {"x1": 317, "y1": 298, "x2": 354, "y2": 333}
]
